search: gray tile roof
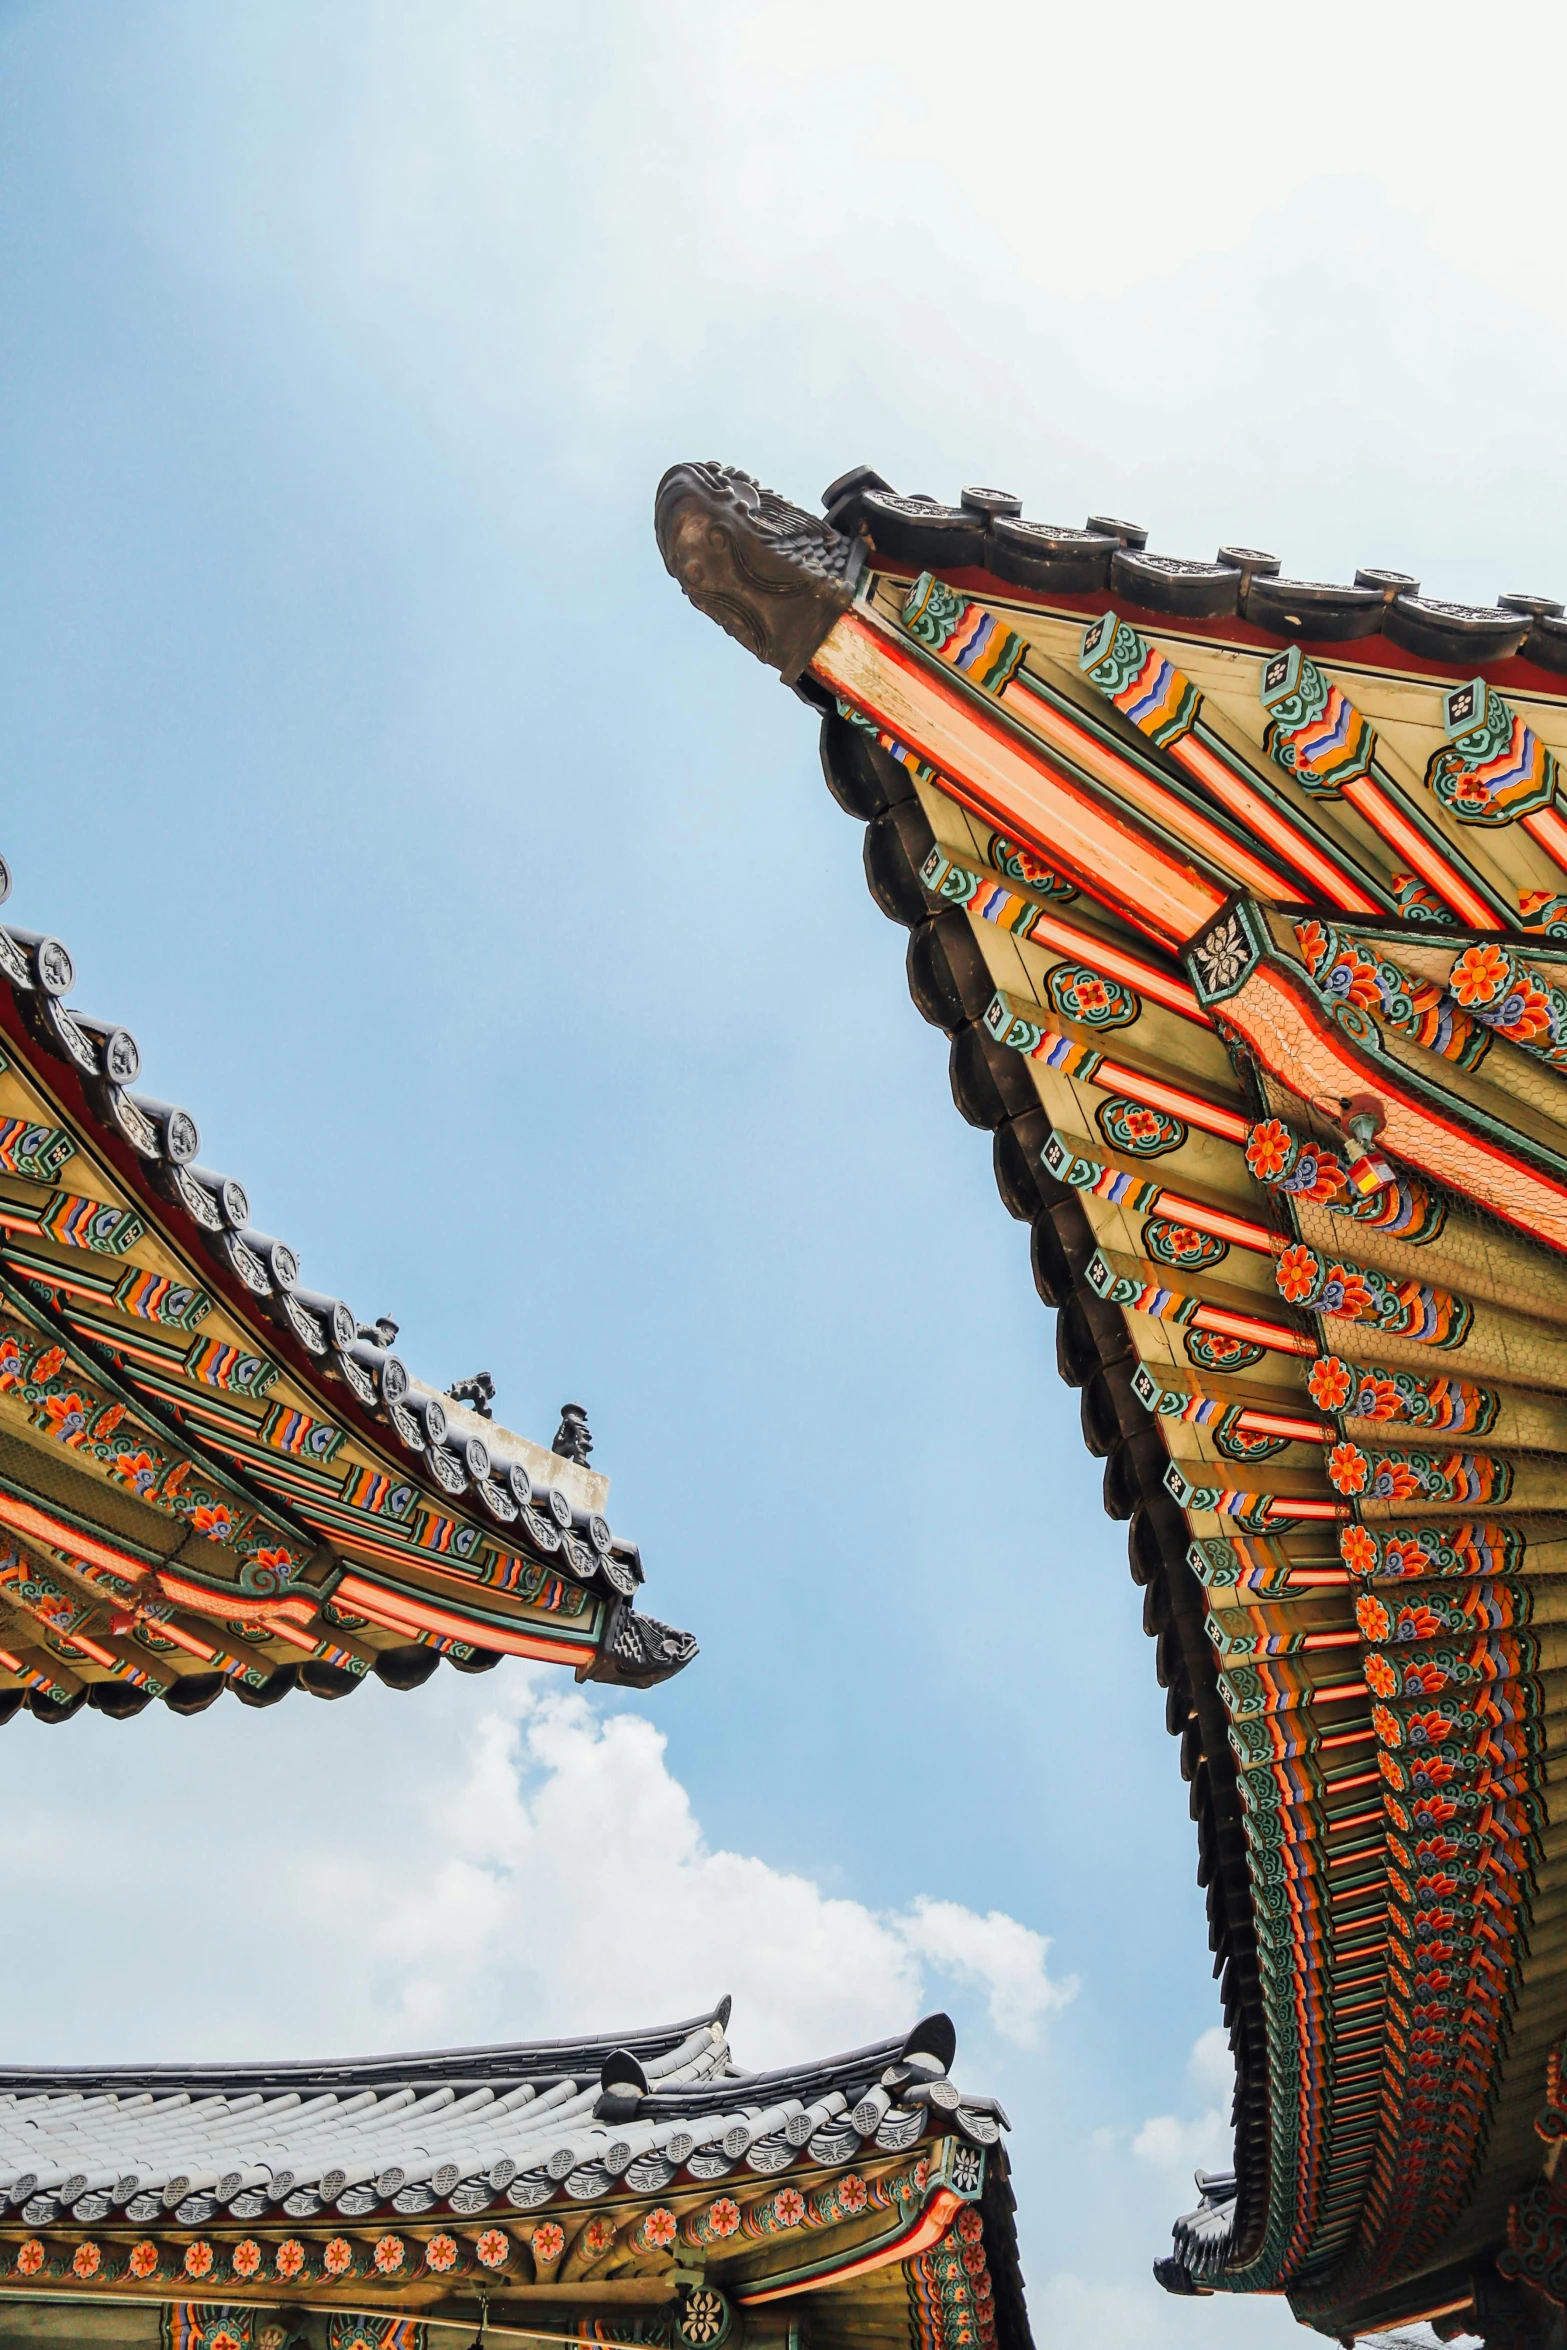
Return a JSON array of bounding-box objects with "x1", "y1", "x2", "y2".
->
[{"x1": 0, "y1": 2003, "x2": 1007, "y2": 2232}]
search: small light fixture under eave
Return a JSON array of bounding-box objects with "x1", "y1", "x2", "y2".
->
[
  {"x1": 1340, "y1": 1091, "x2": 1397, "y2": 1199},
  {"x1": 1311, "y1": 1089, "x2": 1396, "y2": 1201}
]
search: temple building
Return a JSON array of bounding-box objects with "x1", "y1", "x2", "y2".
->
[
  {"x1": 657, "y1": 460, "x2": 1567, "y2": 2344},
  {"x1": 0, "y1": 872, "x2": 695, "y2": 1715},
  {"x1": 0, "y1": 2002, "x2": 1026, "y2": 2350}
]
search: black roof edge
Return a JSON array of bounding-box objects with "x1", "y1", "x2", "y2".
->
[
  {"x1": 814, "y1": 706, "x2": 1259, "y2": 2273},
  {"x1": 0, "y1": 2000, "x2": 733, "y2": 2095},
  {"x1": 0, "y1": 2006, "x2": 977, "y2": 2113}
]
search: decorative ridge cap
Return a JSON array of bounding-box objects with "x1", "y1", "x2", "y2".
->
[
  {"x1": 0, "y1": 2014, "x2": 1001, "y2": 2116},
  {"x1": 785, "y1": 456, "x2": 1567, "y2": 690},
  {"x1": 0, "y1": 2008, "x2": 730, "y2": 2092}
]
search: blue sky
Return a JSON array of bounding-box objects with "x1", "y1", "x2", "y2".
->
[{"x1": 3, "y1": 5, "x2": 1565, "y2": 2343}]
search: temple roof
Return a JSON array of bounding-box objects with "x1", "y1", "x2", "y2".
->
[
  {"x1": 817, "y1": 467, "x2": 1567, "y2": 679},
  {"x1": 656, "y1": 459, "x2": 1567, "y2": 2346},
  {"x1": 0, "y1": 2003, "x2": 1027, "y2": 2350},
  {"x1": 0, "y1": 873, "x2": 694, "y2": 1726}
]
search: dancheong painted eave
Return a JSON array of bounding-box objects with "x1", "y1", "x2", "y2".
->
[
  {"x1": 0, "y1": 2000, "x2": 1027, "y2": 2350},
  {"x1": 657, "y1": 460, "x2": 1567, "y2": 2350},
  {"x1": 0, "y1": 862, "x2": 694, "y2": 1732}
]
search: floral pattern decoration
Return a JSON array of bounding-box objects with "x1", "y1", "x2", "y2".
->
[
  {"x1": 1243, "y1": 1119, "x2": 1293, "y2": 1182},
  {"x1": 1390, "y1": 872, "x2": 1453, "y2": 925},
  {"x1": 1427, "y1": 684, "x2": 1556, "y2": 825},
  {"x1": 1449, "y1": 943, "x2": 1509, "y2": 1006},
  {"x1": 1306, "y1": 1353, "x2": 1495, "y2": 1433},
  {"x1": 1188, "y1": 912, "x2": 1254, "y2": 1000},
  {"x1": 1185, "y1": 1329, "x2": 1266, "y2": 1374},
  {"x1": 1294, "y1": 919, "x2": 1488, "y2": 1067},
  {"x1": 1352, "y1": 1373, "x2": 1409, "y2": 1423},
  {"x1": 1357, "y1": 1595, "x2": 1465, "y2": 1644},
  {"x1": 1341, "y1": 1526, "x2": 1378, "y2": 1579},
  {"x1": 1340, "y1": 1520, "x2": 1522, "y2": 1583},
  {"x1": 987, "y1": 833, "x2": 1078, "y2": 897},
  {"x1": 678, "y1": 2285, "x2": 733, "y2": 2349},
  {"x1": 1213, "y1": 1412, "x2": 1289, "y2": 1464},
  {"x1": 1142, "y1": 1216, "x2": 1228, "y2": 1271},
  {"x1": 1270, "y1": 1245, "x2": 1472, "y2": 1347},
  {"x1": 1096, "y1": 1096, "x2": 1186, "y2": 1159},
  {"x1": 1276, "y1": 1244, "x2": 1324, "y2": 1305},
  {"x1": 1449, "y1": 941, "x2": 1567, "y2": 1065},
  {"x1": 1326, "y1": 1443, "x2": 1509, "y2": 1507},
  {"x1": 1307, "y1": 1357, "x2": 1352, "y2": 1412},
  {"x1": 1244, "y1": 1115, "x2": 1446, "y2": 1244},
  {"x1": 0, "y1": 1315, "x2": 295, "y2": 1576},
  {"x1": 1520, "y1": 889, "x2": 1567, "y2": 937},
  {"x1": 1045, "y1": 962, "x2": 1139, "y2": 1030}
]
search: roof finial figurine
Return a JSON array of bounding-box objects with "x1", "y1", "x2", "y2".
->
[
  {"x1": 0, "y1": 871, "x2": 695, "y2": 1710},
  {"x1": 446, "y1": 1370, "x2": 496, "y2": 1418},
  {"x1": 554, "y1": 1401, "x2": 592, "y2": 1464}
]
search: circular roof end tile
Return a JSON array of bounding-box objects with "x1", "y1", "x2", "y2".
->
[
  {"x1": 960, "y1": 485, "x2": 1023, "y2": 520},
  {"x1": 1244, "y1": 576, "x2": 1384, "y2": 643},
  {"x1": 988, "y1": 518, "x2": 1116, "y2": 594},
  {"x1": 1383, "y1": 594, "x2": 1531, "y2": 667},
  {"x1": 1355, "y1": 567, "x2": 1420, "y2": 603},
  {"x1": 1111, "y1": 551, "x2": 1240, "y2": 618},
  {"x1": 820, "y1": 463, "x2": 892, "y2": 510},
  {"x1": 820, "y1": 464, "x2": 893, "y2": 534},
  {"x1": 858, "y1": 492, "x2": 987, "y2": 569},
  {"x1": 1217, "y1": 546, "x2": 1281, "y2": 596},
  {"x1": 1500, "y1": 592, "x2": 1566, "y2": 619},
  {"x1": 1523, "y1": 612, "x2": 1567, "y2": 675},
  {"x1": 131, "y1": 1096, "x2": 200, "y2": 1163},
  {"x1": 1086, "y1": 513, "x2": 1149, "y2": 550}
]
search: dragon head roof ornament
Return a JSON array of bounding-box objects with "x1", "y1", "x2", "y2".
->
[{"x1": 655, "y1": 462, "x2": 865, "y2": 682}]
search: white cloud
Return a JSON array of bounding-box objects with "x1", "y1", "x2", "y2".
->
[
  {"x1": 1039, "y1": 2021, "x2": 1300, "y2": 2350},
  {"x1": 355, "y1": 1674, "x2": 1074, "y2": 2066},
  {"x1": 1364, "y1": 2334, "x2": 1484, "y2": 2350},
  {"x1": 177, "y1": 0, "x2": 1567, "y2": 553},
  {"x1": 894, "y1": 1897, "x2": 1075, "y2": 2049},
  {"x1": 1187, "y1": 2023, "x2": 1237, "y2": 2103},
  {"x1": 1033, "y1": 2269, "x2": 1298, "y2": 2350},
  {"x1": 1131, "y1": 2026, "x2": 1235, "y2": 2179},
  {"x1": 1035, "y1": 2273, "x2": 1176, "y2": 2350},
  {"x1": 1131, "y1": 2109, "x2": 1234, "y2": 2176},
  {"x1": 0, "y1": 1671, "x2": 1068, "y2": 2075}
]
